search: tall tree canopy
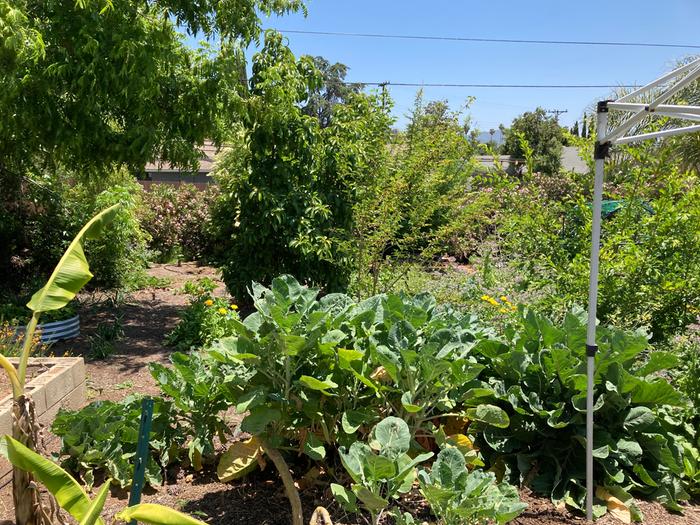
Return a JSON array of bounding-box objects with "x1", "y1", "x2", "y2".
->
[
  {"x1": 0, "y1": 0, "x2": 304, "y2": 176},
  {"x1": 502, "y1": 107, "x2": 565, "y2": 175},
  {"x1": 301, "y1": 56, "x2": 362, "y2": 128}
]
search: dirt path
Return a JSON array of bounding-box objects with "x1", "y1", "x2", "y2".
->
[{"x1": 77, "y1": 262, "x2": 225, "y2": 403}]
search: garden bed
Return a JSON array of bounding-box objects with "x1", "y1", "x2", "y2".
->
[{"x1": 10, "y1": 314, "x2": 81, "y2": 344}]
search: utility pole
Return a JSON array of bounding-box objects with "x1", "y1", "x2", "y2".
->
[
  {"x1": 544, "y1": 108, "x2": 568, "y2": 121},
  {"x1": 379, "y1": 81, "x2": 389, "y2": 111}
]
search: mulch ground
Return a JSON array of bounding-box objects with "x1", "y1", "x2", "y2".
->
[{"x1": 0, "y1": 262, "x2": 698, "y2": 524}]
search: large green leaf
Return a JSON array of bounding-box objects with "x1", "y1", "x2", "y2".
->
[
  {"x1": 27, "y1": 204, "x2": 120, "y2": 313},
  {"x1": 0, "y1": 435, "x2": 104, "y2": 525},
  {"x1": 79, "y1": 482, "x2": 111, "y2": 525},
  {"x1": 466, "y1": 404, "x2": 510, "y2": 428},
  {"x1": 371, "y1": 417, "x2": 410, "y2": 459},
  {"x1": 116, "y1": 503, "x2": 208, "y2": 525}
]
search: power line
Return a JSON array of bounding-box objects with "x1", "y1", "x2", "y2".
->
[
  {"x1": 352, "y1": 82, "x2": 638, "y2": 89},
  {"x1": 276, "y1": 29, "x2": 700, "y2": 50}
]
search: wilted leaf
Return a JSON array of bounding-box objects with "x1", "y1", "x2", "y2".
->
[{"x1": 217, "y1": 437, "x2": 263, "y2": 482}]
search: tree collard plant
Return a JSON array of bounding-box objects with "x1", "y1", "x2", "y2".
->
[
  {"x1": 150, "y1": 350, "x2": 251, "y2": 470},
  {"x1": 411, "y1": 446, "x2": 527, "y2": 525},
  {"x1": 332, "y1": 417, "x2": 433, "y2": 525},
  {"x1": 51, "y1": 395, "x2": 181, "y2": 489},
  {"x1": 473, "y1": 307, "x2": 688, "y2": 519},
  {"x1": 0, "y1": 435, "x2": 208, "y2": 525},
  {"x1": 0, "y1": 204, "x2": 119, "y2": 525},
  {"x1": 212, "y1": 275, "x2": 509, "y2": 524}
]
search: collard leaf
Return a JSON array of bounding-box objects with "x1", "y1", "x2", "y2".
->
[
  {"x1": 217, "y1": 437, "x2": 263, "y2": 482},
  {"x1": 431, "y1": 447, "x2": 467, "y2": 488},
  {"x1": 363, "y1": 454, "x2": 397, "y2": 480},
  {"x1": 467, "y1": 404, "x2": 510, "y2": 428},
  {"x1": 623, "y1": 407, "x2": 655, "y2": 432},
  {"x1": 636, "y1": 352, "x2": 679, "y2": 376},
  {"x1": 304, "y1": 433, "x2": 326, "y2": 461},
  {"x1": 400, "y1": 391, "x2": 422, "y2": 413},
  {"x1": 27, "y1": 204, "x2": 120, "y2": 313},
  {"x1": 342, "y1": 410, "x2": 368, "y2": 434},
  {"x1": 371, "y1": 417, "x2": 410, "y2": 459},
  {"x1": 240, "y1": 407, "x2": 281, "y2": 435},
  {"x1": 299, "y1": 375, "x2": 338, "y2": 393},
  {"x1": 352, "y1": 484, "x2": 389, "y2": 512},
  {"x1": 331, "y1": 483, "x2": 358, "y2": 512}
]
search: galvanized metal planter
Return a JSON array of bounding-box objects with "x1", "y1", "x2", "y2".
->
[{"x1": 12, "y1": 315, "x2": 80, "y2": 344}]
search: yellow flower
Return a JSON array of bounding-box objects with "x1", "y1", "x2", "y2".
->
[
  {"x1": 500, "y1": 296, "x2": 509, "y2": 302},
  {"x1": 218, "y1": 308, "x2": 228, "y2": 315},
  {"x1": 204, "y1": 299, "x2": 214, "y2": 306},
  {"x1": 230, "y1": 304, "x2": 238, "y2": 310}
]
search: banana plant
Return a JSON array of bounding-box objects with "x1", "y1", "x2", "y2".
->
[
  {"x1": 0, "y1": 435, "x2": 208, "y2": 525},
  {"x1": 0, "y1": 204, "x2": 120, "y2": 525}
]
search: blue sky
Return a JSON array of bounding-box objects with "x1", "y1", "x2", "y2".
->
[{"x1": 249, "y1": 0, "x2": 700, "y2": 130}]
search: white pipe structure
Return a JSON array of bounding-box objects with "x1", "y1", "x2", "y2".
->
[{"x1": 586, "y1": 59, "x2": 700, "y2": 522}]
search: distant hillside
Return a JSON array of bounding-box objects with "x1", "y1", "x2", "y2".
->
[{"x1": 476, "y1": 128, "x2": 505, "y2": 145}]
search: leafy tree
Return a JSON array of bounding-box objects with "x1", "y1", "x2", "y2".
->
[
  {"x1": 581, "y1": 113, "x2": 589, "y2": 138},
  {"x1": 0, "y1": 0, "x2": 303, "y2": 290},
  {"x1": 301, "y1": 56, "x2": 362, "y2": 128},
  {"x1": 212, "y1": 32, "x2": 391, "y2": 299},
  {"x1": 503, "y1": 107, "x2": 564, "y2": 174},
  {"x1": 571, "y1": 121, "x2": 580, "y2": 137}
]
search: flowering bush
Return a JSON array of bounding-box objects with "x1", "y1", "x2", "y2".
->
[
  {"x1": 140, "y1": 184, "x2": 217, "y2": 262},
  {"x1": 166, "y1": 279, "x2": 239, "y2": 350},
  {"x1": 0, "y1": 322, "x2": 44, "y2": 358}
]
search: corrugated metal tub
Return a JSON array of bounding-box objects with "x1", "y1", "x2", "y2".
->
[{"x1": 11, "y1": 315, "x2": 80, "y2": 344}]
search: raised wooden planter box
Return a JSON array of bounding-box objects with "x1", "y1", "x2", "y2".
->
[{"x1": 0, "y1": 357, "x2": 86, "y2": 486}]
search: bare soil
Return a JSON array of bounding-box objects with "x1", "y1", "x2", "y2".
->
[
  {"x1": 0, "y1": 262, "x2": 698, "y2": 524},
  {"x1": 0, "y1": 363, "x2": 50, "y2": 400}
]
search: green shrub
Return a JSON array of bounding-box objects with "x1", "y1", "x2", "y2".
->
[
  {"x1": 166, "y1": 279, "x2": 240, "y2": 351},
  {"x1": 150, "y1": 350, "x2": 251, "y2": 469},
  {"x1": 332, "y1": 417, "x2": 434, "y2": 525},
  {"x1": 67, "y1": 175, "x2": 149, "y2": 289},
  {"x1": 472, "y1": 307, "x2": 688, "y2": 516},
  {"x1": 212, "y1": 275, "x2": 507, "y2": 465},
  {"x1": 414, "y1": 447, "x2": 526, "y2": 525},
  {"x1": 139, "y1": 184, "x2": 217, "y2": 262},
  {"x1": 211, "y1": 32, "x2": 391, "y2": 300},
  {"x1": 0, "y1": 170, "x2": 71, "y2": 295},
  {"x1": 51, "y1": 395, "x2": 181, "y2": 489}
]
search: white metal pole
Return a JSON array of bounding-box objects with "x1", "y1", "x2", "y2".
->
[
  {"x1": 586, "y1": 101, "x2": 609, "y2": 522},
  {"x1": 617, "y1": 57, "x2": 700, "y2": 102},
  {"x1": 615, "y1": 124, "x2": 700, "y2": 144}
]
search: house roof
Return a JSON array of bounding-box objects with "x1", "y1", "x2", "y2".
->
[{"x1": 144, "y1": 141, "x2": 221, "y2": 174}]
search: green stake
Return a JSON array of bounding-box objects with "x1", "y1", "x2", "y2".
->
[{"x1": 128, "y1": 397, "x2": 154, "y2": 524}]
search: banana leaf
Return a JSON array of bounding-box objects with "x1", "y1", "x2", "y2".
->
[
  {"x1": 0, "y1": 435, "x2": 105, "y2": 525},
  {"x1": 116, "y1": 503, "x2": 208, "y2": 525},
  {"x1": 27, "y1": 204, "x2": 120, "y2": 313}
]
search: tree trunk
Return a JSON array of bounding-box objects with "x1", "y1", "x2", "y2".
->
[
  {"x1": 261, "y1": 441, "x2": 304, "y2": 525},
  {"x1": 13, "y1": 395, "x2": 41, "y2": 525}
]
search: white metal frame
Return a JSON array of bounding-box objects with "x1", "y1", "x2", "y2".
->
[{"x1": 586, "y1": 57, "x2": 700, "y2": 521}]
